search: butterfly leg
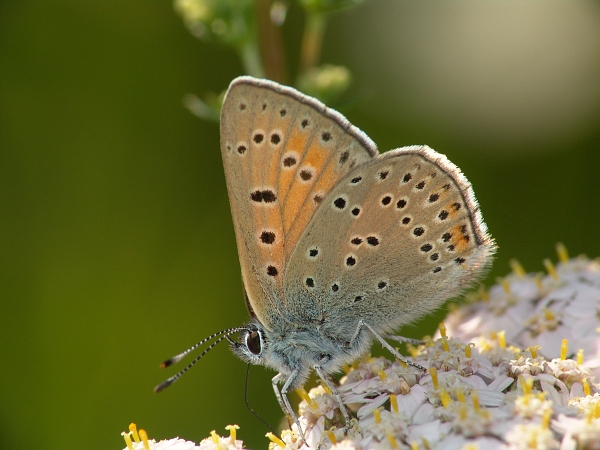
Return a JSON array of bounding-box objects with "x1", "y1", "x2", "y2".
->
[
  {"x1": 313, "y1": 364, "x2": 351, "y2": 433},
  {"x1": 381, "y1": 334, "x2": 424, "y2": 346},
  {"x1": 272, "y1": 373, "x2": 293, "y2": 427},
  {"x1": 352, "y1": 319, "x2": 426, "y2": 371},
  {"x1": 272, "y1": 371, "x2": 306, "y2": 442}
]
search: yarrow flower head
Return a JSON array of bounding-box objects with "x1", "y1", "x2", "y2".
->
[
  {"x1": 122, "y1": 424, "x2": 246, "y2": 450},
  {"x1": 263, "y1": 248, "x2": 600, "y2": 449},
  {"x1": 444, "y1": 244, "x2": 600, "y2": 378},
  {"x1": 130, "y1": 246, "x2": 600, "y2": 449}
]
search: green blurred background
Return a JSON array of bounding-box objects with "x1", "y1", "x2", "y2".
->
[{"x1": 1, "y1": 1, "x2": 600, "y2": 449}]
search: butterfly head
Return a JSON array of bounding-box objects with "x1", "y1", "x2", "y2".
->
[
  {"x1": 229, "y1": 317, "x2": 375, "y2": 390},
  {"x1": 228, "y1": 323, "x2": 267, "y2": 365}
]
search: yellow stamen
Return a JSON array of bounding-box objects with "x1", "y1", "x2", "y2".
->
[
  {"x1": 406, "y1": 343, "x2": 420, "y2": 358},
  {"x1": 397, "y1": 358, "x2": 408, "y2": 368},
  {"x1": 326, "y1": 430, "x2": 337, "y2": 444},
  {"x1": 129, "y1": 424, "x2": 140, "y2": 443},
  {"x1": 378, "y1": 370, "x2": 387, "y2": 381},
  {"x1": 583, "y1": 378, "x2": 591, "y2": 396},
  {"x1": 441, "y1": 336, "x2": 449, "y2": 352},
  {"x1": 440, "y1": 390, "x2": 451, "y2": 408},
  {"x1": 577, "y1": 349, "x2": 584, "y2": 365},
  {"x1": 374, "y1": 407, "x2": 381, "y2": 423},
  {"x1": 420, "y1": 436, "x2": 431, "y2": 449},
  {"x1": 497, "y1": 330, "x2": 506, "y2": 349},
  {"x1": 457, "y1": 390, "x2": 466, "y2": 403},
  {"x1": 594, "y1": 403, "x2": 600, "y2": 419},
  {"x1": 139, "y1": 429, "x2": 150, "y2": 450},
  {"x1": 266, "y1": 432, "x2": 286, "y2": 448},
  {"x1": 543, "y1": 308, "x2": 555, "y2": 322},
  {"x1": 480, "y1": 286, "x2": 489, "y2": 302},
  {"x1": 321, "y1": 383, "x2": 332, "y2": 395},
  {"x1": 410, "y1": 441, "x2": 420, "y2": 450},
  {"x1": 556, "y1": 242, "x2": 569, "y2": 263},
  {"x1": 459, "y1": 404, "x2": 467, "y2": 420},
  {"x1": 534, "y1": 274, "x2": 543, "y2": 291},
  {"x1": 121, "y1": 432, "x2": 134, "y2": 450},
  {"x1": 542, "y1": 410, "x2": 552, "y2": 429},
  {"x1": 342, "y1": 364, "x2": 351, "y2": 374},
  {"x1": 465, "y1": 343, "x2": 474, "y2": 358},
  {"x1": 586, "y1": 409, "x2": 594, "y2": 424},
  {"x1": 519, "y1": 376, "x2": 533, "y2": 395},
  {"x1": 509, "y1": 259, "x2": 526, "y2": 277},
  {"x1": 438, "y1": 322, "x2": 447, "y2": 338},
  {"x1": 527, "y1": 345, "x2": 540, "y2": 358},
  {"x1": 296, "y1": 388, "x2": 318, "y2": 409},
  {"x1": 387, "y1": 432, "x2": 399, "y2": 449},
  {"x1": 472, "y1": 391, "x2": 480, "y2": 412},
  {"x1": 423, "y1": 335, "x2": 433, "y2": 347},
  {"x1": 489, "y1": 331, "x2": 497, "y2": 340},
  {"x1": 498, "y1": 277, "x2": 511, "y2": 294},
  {"x1": 390, "y1": 394, "x2": 398, "y2": 413},
  {"x1": 528, "y1": 431, "x2": 537, "y2": 448},
  {"x1": 561, "y1": 339, "x2": 568, "y2": 361},
  {"x1": 210, "y1": 431, "x2": 220, "y2": 444},
  {"x1": 429, "y1": 367, "x2": 439, "y2": 389},
  {"x1": 225, "y1": 425, "x2": 239, "y2": 441},
  {"x1": 543, "y1": 258, "x2": 558, "y2": 280}
]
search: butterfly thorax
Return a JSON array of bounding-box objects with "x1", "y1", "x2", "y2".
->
[{"x1": 230, "y1": 319, "x2": 373, "y2": 390}]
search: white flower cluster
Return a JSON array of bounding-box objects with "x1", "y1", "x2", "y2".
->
[
  {"x1": 122, "y1": 424, "x2": 246, "y2": 450},
  {"x1": 125, "y1": 248, "x2": 600, "y2": 449},
  {"x1": 444, "y1": 245, "x2": 600, "y2": 378},
  {"x1": 268, "y1": 250, "x2": 600, "y2": 449}
]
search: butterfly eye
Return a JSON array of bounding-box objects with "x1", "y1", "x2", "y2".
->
[{"x1": 246, "y1": 331, "x2": 262, "y2": 355}]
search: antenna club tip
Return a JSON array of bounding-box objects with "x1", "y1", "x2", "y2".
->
[{"x1": 160, "y1": 359, "x2": 174, "y2": 369}]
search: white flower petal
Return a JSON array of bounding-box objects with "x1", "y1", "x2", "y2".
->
[
  {"x1": 406, "y1": 420, "x2": 449, "y2": 446},
  {"x1": 356, "y1": 394, "x2": 389, "y2": 418}
]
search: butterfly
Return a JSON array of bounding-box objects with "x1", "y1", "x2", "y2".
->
[{"x1": 158, "y1": 76, "x2": 496, "y2": 439}]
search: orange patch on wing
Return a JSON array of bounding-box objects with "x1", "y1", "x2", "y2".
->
[
  {"x1": 281, "y1": 143, "x2": 329, "y2": 232},
  {"x1": 450, "y1": 224, "x2": 472, "y2": 252},
  {"x1": 278, "y1": 167, "x2": 295, "y2": 200},
  {"x1": 282, "y1": 182, "x2": 313, "y2": 232},
  {"x1": 283, "y1": 159, "x2": 343, "y2": 259},
  {"x1": 286, "y1": 133, "x2": 309, "y2": 155},
  {"x1": 311, "y1": 162, "x2": 341, "y2": 199},
  {"x1": 301, "y1": 144, "x2": 327, "y2": 168},
  {"x1": 277, "y1": 133, "x2": 310, "y2": 200},
  {"x1": 445, "y1": 201, "x2": 463, "y2": 218}
]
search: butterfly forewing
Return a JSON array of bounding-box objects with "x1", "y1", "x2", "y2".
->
[
  {"x1": 284, "y1": 146, "x2": 495, "y2": 339},
  {"x1": 220, "y1": 77, "x2": 378, "y2": 330}
]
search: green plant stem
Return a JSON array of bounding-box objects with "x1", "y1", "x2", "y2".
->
[
  {"x1": 300, "y1": 11, "x2": 327, "y2": 75},
  {"x1": 255, "y1": 0, "x2": 288, "y2": 83},
  {"x1": 239, "y1": 39, "x2": 265, "y2": 79}
]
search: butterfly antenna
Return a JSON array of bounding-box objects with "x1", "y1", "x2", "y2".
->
[
  {"x1": 245, "y1": 364, "x2": 277, "y2": 435},
  {"x1": 154, "y1": 327, "x2": 246, "y2": 393}
]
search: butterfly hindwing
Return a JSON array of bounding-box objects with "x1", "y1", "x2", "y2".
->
[{"x1": 284, "y1": 146, "x2": 495, "y2": 340}]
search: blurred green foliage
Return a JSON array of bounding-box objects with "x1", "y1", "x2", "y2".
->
[{"x1": 1, "y1": 1, "x2": 599, "y2": 450}]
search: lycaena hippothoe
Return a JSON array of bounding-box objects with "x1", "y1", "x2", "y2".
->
[{"x1": 157, "y1": 76, "x2": 496, "y2": 437}]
